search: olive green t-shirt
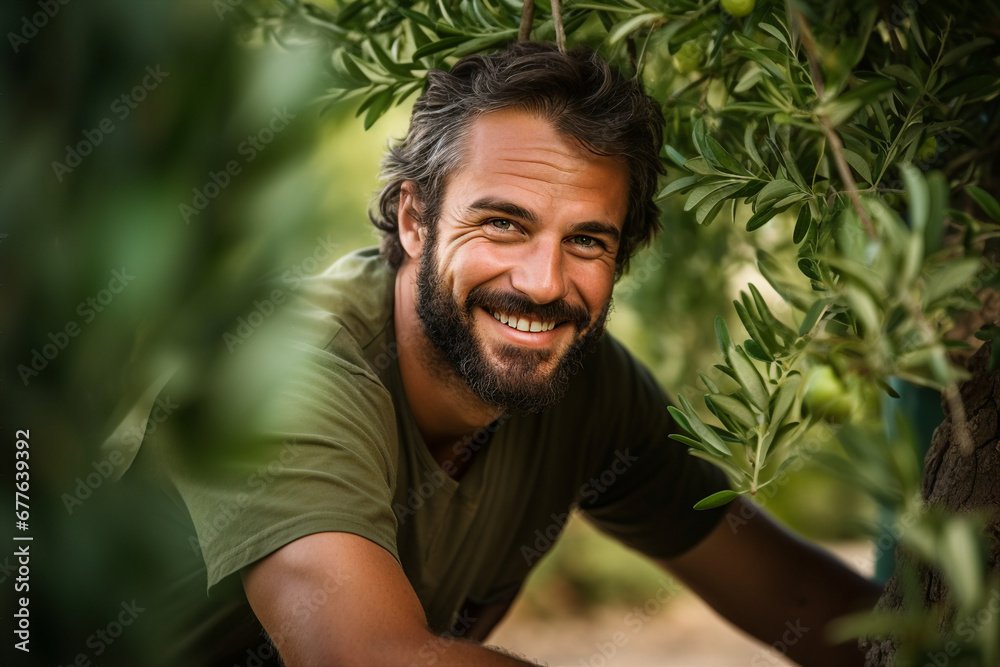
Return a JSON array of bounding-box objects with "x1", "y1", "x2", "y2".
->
[{"x1": 145, "y1": 247, "x2": 728, "y2": 635}]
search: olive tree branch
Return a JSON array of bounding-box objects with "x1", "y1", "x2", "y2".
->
[
  {"x1": 552, "y1": 0, "x2": 566, "y2": 53},
  {"x1": 794, "y1": 10, "x2": 878, "y2": 240},
  {"x1": 519, "y1": 0, "x2": 534, "y2": 41}
]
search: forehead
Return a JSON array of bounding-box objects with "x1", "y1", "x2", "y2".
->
[{"x1": 446, "y1": 108, "x2": 630, "y2": 225}]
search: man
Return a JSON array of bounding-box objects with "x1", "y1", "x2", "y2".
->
[{"x1": 138, "y1": 42, "x2": 878, "y2": 666}]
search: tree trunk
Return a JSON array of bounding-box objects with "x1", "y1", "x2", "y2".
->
[{"x1": 863, "y1": 340, "x2": 1000, "y2": 665}]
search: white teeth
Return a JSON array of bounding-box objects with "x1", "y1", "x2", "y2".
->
[{"x1": 491, "y1": 310, "x2": 556, "y2": 333}]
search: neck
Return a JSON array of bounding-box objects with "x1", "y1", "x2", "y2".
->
[{"x1": 393, "y1": 260, "x2": 503, "y2": 457}]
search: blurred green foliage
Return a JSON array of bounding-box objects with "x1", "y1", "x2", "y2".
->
[
  {"x1": 4, "y1": 1, "x2": 999, "y2": 665},
  {"x1": 0, "y1": 1, "x2": 397, "y2": 663}
]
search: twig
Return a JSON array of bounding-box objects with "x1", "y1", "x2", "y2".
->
[
  {"x1": 795, "y1": 11, "x2": 878, "y2": 240},
  {"x1": 552, "y1": 0, "x2": 566, "y2": 53},
  {"x1": 879, "y1": 4, "x2": 903, "y2": 56},
  {"x1": 945, "y1": 139, "x2": 1000, "y2": 178},
  {"x1": 801, "y1": 25, "x2": 824, "y2": 99},
  {"x1": 519, "y1": 0, "x2": 534, "y2": 41},
  {"x1": 908, "y1": 302, "x2": 976, "y2": 454},
  {"x1": 823, "y1": 117, "x2": 878, "y2": 239},
  {"x1": 943, "y1": 383, "x2": 974, "y2": 454},
  {"x1": 634, "y1": 22, "x2": 658, "y2": 78}
]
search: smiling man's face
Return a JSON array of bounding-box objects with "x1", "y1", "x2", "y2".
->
[{"x1": 414, "y1": 108, "x2": 630, "y2": 413}]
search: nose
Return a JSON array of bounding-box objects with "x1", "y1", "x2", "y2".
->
[{"x1": 509, "y1": 236, "x2": 569, "y2": 305}]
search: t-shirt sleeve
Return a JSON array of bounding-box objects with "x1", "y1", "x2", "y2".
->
[
  {"x1": 148, "y1": 328, "x2": 400, "y2": 592},
  {"x1": 577, "y1": 336, "x2": 731, "y2": 560}
]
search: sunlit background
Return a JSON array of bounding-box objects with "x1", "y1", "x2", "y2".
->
[{"x1": 2, "y1": 1, "x2": 876, "y2": 665}]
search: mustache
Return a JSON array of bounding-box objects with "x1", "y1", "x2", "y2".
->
[{"x1": 465, "y1": 286, "x2": 591, "y2": 330}]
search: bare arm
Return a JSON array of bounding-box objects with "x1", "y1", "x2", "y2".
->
[
  {"x1": 659, "y1": 497, "x2": 881, "y2": 667},
  {"x1": 242, "y1": 532, "x2": 538, "y2": 667}
]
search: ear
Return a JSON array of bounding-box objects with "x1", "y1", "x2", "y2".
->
[{"x1": 397, "y1": 181, "x2": 426, "y2": 261}]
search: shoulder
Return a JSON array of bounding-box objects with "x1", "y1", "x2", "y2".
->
[
  {"x1": 573, "y1": 333, "x2": 665, "y2": 400},
  {"x1": 299, "y1": 246, "x2": 395, "y2": 343},
  {"x1": 280, "y1": 247, "x2": 398, "y2": 383},
  {"x1": 192, "y1": 247, "x2": 400, "y2": 452}
]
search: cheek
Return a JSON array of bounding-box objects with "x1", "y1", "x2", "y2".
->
[
  {"x1": 445, "y1": 242, "x2": 511, "y2": 293},
  {"x1": 576, "y1": 266, "x2": 616, "y2": 314}
]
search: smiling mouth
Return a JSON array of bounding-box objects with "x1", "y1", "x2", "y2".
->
[{"x1": 489, "y1": 309, "x2": 560, "y2": 333}]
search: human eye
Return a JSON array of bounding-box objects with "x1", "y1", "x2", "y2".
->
[
  {"x1": 487, "y1": 218, "x2": 516, "y2": 232},
  {"x1": 569, "y1": 235, "x2": 604, "y2": 250}
]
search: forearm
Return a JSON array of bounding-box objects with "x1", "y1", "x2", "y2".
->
[
  {"x1": 662, "y1": 498, "x2": 882, "y2": 667},
  {"x1": 268, "y1": 630, "x2": 537, "y2": 667},
  {"x1": 698, "y1": 536, "x2": 880, "y2": 666},
  {"x1": 243, "y1": 532, "x2": 540, "y2": 667},
  {"x1": 387, "y1": 634, "x2": 540, "y2": 667}
]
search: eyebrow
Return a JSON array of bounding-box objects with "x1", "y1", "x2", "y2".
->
[
  {"x1": 468, "y1": 198, "x2": 537, "y2": 224},
  {"x1": 467, "y1": 197, "x2": 621, "y2": 243},
  {"x1": 568, "y1": 220, "x2": 621, "y2": 244}
]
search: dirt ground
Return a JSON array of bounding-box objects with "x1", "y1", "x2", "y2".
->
[{"x1": 487, "y1": 542, "x2": 875, "y2": 667}]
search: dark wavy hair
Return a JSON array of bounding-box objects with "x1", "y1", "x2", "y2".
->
[{"x1": 370, "y1": 41, "x2": 665, "y2": 278}]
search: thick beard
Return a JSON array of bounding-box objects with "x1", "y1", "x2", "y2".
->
[{"x1": 415, "y1": 226, "x2": 610, "y2": 414}]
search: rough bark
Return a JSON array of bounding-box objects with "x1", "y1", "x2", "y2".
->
[{"x1": 863, "y1": 340, "x2": 1000, "y2": 665}]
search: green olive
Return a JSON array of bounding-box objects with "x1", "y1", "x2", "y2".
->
[
  {"x1": 721, "y1": 0, "x2": 756, "y2": 19},
  {"x1": 916, "y1": 136, "x2": 938, "y2": 163},
  {"x1": 673, "y1": 41, "x2": 703, "y2": 75},
  {"x1": 802, "y1": 365, "x2": 856, "y2": 422}
]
